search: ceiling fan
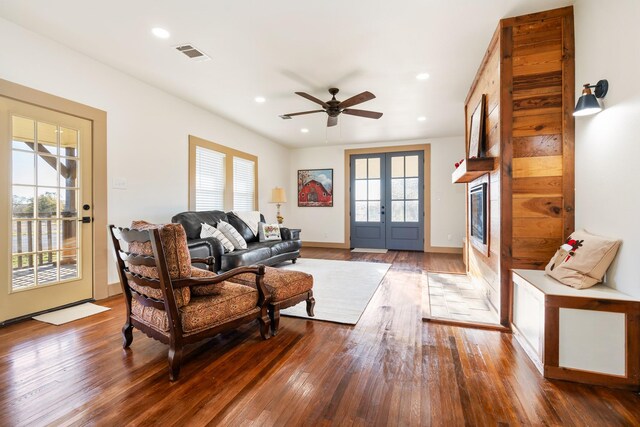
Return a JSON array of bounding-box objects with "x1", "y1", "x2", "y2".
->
[{"x1": 280, "y1": 88, "x2": 383, "y2": 127}]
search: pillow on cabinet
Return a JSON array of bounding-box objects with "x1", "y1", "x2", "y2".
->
[
  {"x1": 216, "y1": 221, "x2": 248, "y2": 250},
  {"x1": 200, "y1": 223, "x2": 234, "y2": 253},
  {"x1": 545, "y1": 229, "x2": 621, "y2": 289},
  {"x1": 258, "y1": 222, "x2": 282, "y2": 242}
]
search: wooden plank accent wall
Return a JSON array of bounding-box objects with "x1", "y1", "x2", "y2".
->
[
  {"x1": 464, "y1": 6, "x2": 575, "y2": 326},
  {"x1": 466, "y1": 29, "x2": 502, "y2": 313}
]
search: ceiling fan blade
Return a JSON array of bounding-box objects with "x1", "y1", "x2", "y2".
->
[
  {"x1": 282, "y1": 110, "x2": 325, "y2": 118},
  {"x1": 295, "y1": 92, "x2": 330, "y2": 108},
  {"x1": 327, "y1": 116, "x2": 338, "y2": 127},
  {"x1": 342, "y1": 109, "x2": 383, "y2": 119},
  {"x1": 338, "y1": 91, "x2": 375, "y2": 108}
]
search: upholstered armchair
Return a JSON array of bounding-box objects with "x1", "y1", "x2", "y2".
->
[{"x1": 109, "y1": 221, "x2": 271, "y2": 381}]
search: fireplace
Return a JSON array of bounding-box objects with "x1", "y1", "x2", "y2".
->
[{"x1": 469, "y1": 183, "x2": 487, "y2": 250}]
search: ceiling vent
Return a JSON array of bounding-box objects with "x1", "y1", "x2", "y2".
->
[{"x1": 174, "y1": 44, "x2": 211, "y2": 62}]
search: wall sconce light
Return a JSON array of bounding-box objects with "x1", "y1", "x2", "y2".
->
[{"x1": 573, "y1": 79, "x2": 609, "y2": 117}]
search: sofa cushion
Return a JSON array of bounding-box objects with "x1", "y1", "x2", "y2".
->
[
  {"x1": 545, "y1": 229, "x2": 621, "y2": 289},
  {"x1": 258, "y1": 222, "x2": 282, "y2": 242},
  {"x1": 220, "y1": 246, "x2": 272, "y2": 271},
  {"x1": 227, "y1": 212, "x2": 258, "y2": 244},
  {"x1": 229, "y1": 266, "x2": 312, "y2": 302},
  {"x1": 172, "y1": 210, "x2": 228, "y2": 240},
  {"x1": 127, "y1": 221, "x2": 191, "y2": 307},
  {"x1": 201, "y1": 222, "x2": 234, "y2": 253},
  {"x1": 131, "y1": 281, "x2": 258, "y2": 334},
  {"x1": 217, "y1": 221, "x2": 248, "y2": 250}
]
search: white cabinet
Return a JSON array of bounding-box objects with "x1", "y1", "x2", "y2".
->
[{"x1": 511, "y1": 269, "x2": 640, "y2": 390}]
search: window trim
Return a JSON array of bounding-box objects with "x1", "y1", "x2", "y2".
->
[{"x1": 188, "y1": 135, "x2": 258, "y2": 211}]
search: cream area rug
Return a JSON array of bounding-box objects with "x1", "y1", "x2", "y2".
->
[
  {"x1": 32, "y1": 302, "x2": 110, "y2": 325},
  {"x1": 279, "y1": 258, "x2": 391, "y2": 325}
]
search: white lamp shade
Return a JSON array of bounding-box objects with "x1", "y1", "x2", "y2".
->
[{"x1": 270, "y1": 187, "x2": 287, "y2": 203}]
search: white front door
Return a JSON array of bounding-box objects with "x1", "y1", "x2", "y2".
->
[{"x1": 0, "y1": 97, "x2": 93, "y2": 321}]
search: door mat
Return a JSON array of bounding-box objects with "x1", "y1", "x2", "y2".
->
[{"x1": 32, "y1": 303, "x2": 110, "y2": 325}]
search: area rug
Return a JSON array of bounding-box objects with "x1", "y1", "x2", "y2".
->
[
  {"x1": 32, "y1": 303, "x2": 110, "y2": 325},
  {"x1": 350, "y1": 248, "x2": 388, "y2": 254},
  {"x1": 279, "y1": 258, "x2": 391, "y2": 325}
]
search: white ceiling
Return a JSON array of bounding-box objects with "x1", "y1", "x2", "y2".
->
[{"x1": 0, "y1": 0, "x2": 573, "y2": 148}]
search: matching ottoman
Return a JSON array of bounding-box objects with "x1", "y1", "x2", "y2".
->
[{"x1": 228, "y1": 266, "x2": 314, "y2": 335}]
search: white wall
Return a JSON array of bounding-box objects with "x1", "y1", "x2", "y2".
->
[
  {"x1": 0, "y1": 18, "x2": 291, "y2": 288},
  {"x1": 287, "y1": 137, "x2": 466, "y2": 248},
  {"x1": 574, "y1": 0, "x2": 640, "y2": 297}
]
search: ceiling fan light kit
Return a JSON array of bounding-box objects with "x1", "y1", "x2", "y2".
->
[{"x1": 281, "y1": 88, "x2": 383, "y2": 127}]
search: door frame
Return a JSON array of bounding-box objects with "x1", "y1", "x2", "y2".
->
[
  {"x1": 344, "y1": 144, "x2": 436, "y2": 252},
  {"x1": 0, "y1": 79, "x2": 108, "y2": 300}
]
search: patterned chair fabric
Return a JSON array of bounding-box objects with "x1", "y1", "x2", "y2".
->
[
  {"x1": 127, "y1": 221, "x2": 192, "y2": 307},
  {"x1": 131, "y1": 281, "x2": 259, "y2": 335},
  {"x1": 222, "y1": 266, "x2": 313, "y2": 301}
]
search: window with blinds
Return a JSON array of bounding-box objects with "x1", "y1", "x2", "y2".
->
[
  {"x1": 194, "y1": 146, "x2": 225, "y2": 211},
  {"x1": 233, "y1": 156, "x2": 255, "y2": 211}
]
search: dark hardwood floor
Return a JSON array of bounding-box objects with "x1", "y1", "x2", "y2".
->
[{"x1": 1, "y1": 248, "x2": 639, "y2": 426}]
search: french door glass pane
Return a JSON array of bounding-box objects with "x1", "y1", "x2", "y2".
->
[
  {"x1": 391, "y1": 156, "x2": 404, "y2": 178},
  {"x1": 37, "y1": 121, "x2": 58, "y2": 155},
  {"x1": 405, "y1": 155, "x2": 419, "y2": 177},
  {"x1": 60, "y1": 189, "x2": 79, "y2": 217},
  {"x1": 37, "y1": 252, "x2": 59, "y2": 285},
  {"x1": 406, "y1": 201, "x2": 419, "y2": 222},
  {"x1": 355, "y1": 180, "x2": 367, "y2": 200},
  {"x1": 60, "y1": 251, "x2": 79, "y2": 280},
  {"x1": 368, "y1": 201, "x2": 381, "y2": 222},
  {"x1": 12, "y1": 116, "x2": 35, "y2": 146},
  {"x1": 12, "y1": 151, "x2": 35, "y2": 185},
  {"x1": 60, "y1": 158, "x2": 79, "y2": 187},
  {"x1": 12, "y1": 254, "x2": 35, "y2": 289},
  {"x1": 355, "y1": 201, "x2": 367, "y2": 221},
  {"x1": 368, "y1": 158, "x2": 380, "y2": 178},
  {"x1": 60, "y1": 127, "x2": 78, "y2": 157},
  {"x1": 12, "y1": 186, "x2": 35, "y2": 218},
  {"x1": 37, "y1": 188, "x2": 57, "y2": 217},
  {"x1": 405, "y1": 178, "x2": 419, "y2": 199},
  {"x1": 37, "y1": 155, "x2": 58, "y2": 186},
  {"x1": 392, "y1": 201, "x2": 404, "y2": 222},
  {"x1": 368, "y1": 179, "x2": 380, "y2": 200},
  {"x1": 38, "y1": 220, "x2": 59, "y2": 251},
  {"x1": 12, "y1": 220, "x2": 34, "y2": 253},
  {"x1": 355, "y1": 158, "x2": 367, "y2": 179},
  {"x1": 391, "y1": 179, "x2": 404, "y2": 199}
]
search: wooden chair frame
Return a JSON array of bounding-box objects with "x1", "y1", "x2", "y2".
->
[{"x1": 109, "y1": 225, "x2": 271, "y2": 380}]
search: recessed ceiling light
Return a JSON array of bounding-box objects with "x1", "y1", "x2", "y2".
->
[
  {"x1": 417, "y1": 116, "x2": 427, "y2": 122},
  {"x1": 151, "y1": 27, "x2": 170, "y2": 39},
  {"x1": 300, "y1": 128, "x2": 309, "y2": 133},
  {"x1": 254, "y1": 96, "x2": 266, "y2": 103},
  {"x1": 416, "y1": 73, "x2": 430, "y2": 80}
]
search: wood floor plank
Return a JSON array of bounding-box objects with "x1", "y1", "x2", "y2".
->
[{"x1": 1, "y1": 248, "x2": 639, "y2": 425}]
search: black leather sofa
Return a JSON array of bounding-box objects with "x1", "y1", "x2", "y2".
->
[{"x1": 171, "y1": 210, "x2": 301, "y2": 273}]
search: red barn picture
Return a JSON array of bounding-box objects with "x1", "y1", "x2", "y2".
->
[{"x1": 298, "y1": 169, "x2": 333, "y2": 207}]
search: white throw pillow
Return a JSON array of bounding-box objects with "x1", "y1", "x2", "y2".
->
[
  {"x1": 200, "y1": 223, "x2": 234, "y2": 253},
  {"x1": 258, "y1": 222, "x2": 282, "y2": 242},
  {"x1": 217, "y1": 221, "x2": 248, "y2": 250}
]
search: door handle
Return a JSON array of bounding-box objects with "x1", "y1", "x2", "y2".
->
[{"x1": 79, "y1": 216, "x2": 93, "y2": 224}]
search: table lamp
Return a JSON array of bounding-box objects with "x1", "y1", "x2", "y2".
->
[{"x1": 270, "y1": 187, "x2": 287, "y2": 225}]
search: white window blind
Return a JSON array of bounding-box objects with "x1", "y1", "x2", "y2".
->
[
  {"x1": 233, "y1": 156, "x2": 255, "y2": 211},
  {"x1": 195, "y1": 146, "x2": 225, "y2": 211}
]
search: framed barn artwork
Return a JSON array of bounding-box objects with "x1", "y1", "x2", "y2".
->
[{"x1": 297, "y1": 169, "x2": 333, "y2": 207}]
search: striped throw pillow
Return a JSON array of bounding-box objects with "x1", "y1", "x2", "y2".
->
[
  {"x1": 216, "y1": 221, "x2": 248, "y2": 250},
  {"x1": 200, "y1": 223, "x2": 234, "y2": 253}
]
